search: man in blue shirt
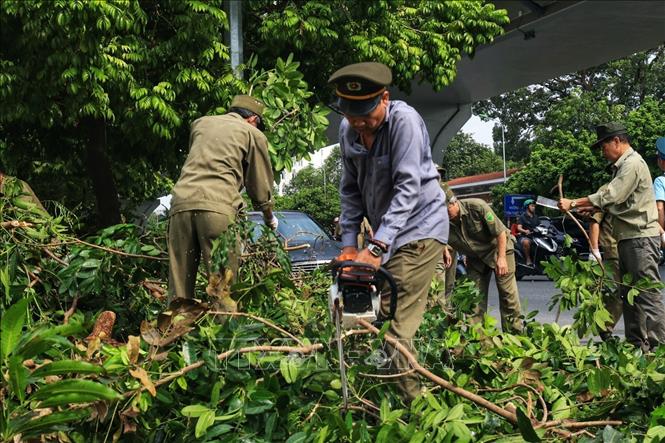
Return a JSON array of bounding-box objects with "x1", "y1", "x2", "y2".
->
[{"x1": 329, "y1": 62, "x2": 448, "y2": 401}]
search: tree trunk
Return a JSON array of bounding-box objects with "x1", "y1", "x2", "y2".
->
[{"x1": 85, "y1": 117, "x2": 121, "y2": 227}]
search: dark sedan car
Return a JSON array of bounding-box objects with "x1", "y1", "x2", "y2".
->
[
  {"x1": 248, "y1": 210, "x2": 341, "y2": 272},
  {"x1": 133, "y1": 197, "x2": 341, "y2": 273}
]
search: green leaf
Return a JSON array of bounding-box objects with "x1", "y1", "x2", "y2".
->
[
  {"x1": 181, "y1": 404, "x2": 213, "y2": 418},
  {"x1": 9, "y1": 408, "x2": 91, "y2": 437},
  {"x1": 1, "y1": 298, "x2": 29, "y2": 361},
  {"x1": 31, "y1": 360, "x2": 104, "y2": 378},
  {"x1": 446, "y1": 403, "x2": 465, "y2": 421},
  {"x1": 286, "y1": 431, "x2": 308, "y2": 443},
  {"x1": 279, "y1": 356, "x2": 299, "y2": 383},
  {"x1": 195, "y1": 410, "x2": 215, "y2": 438},
  {"x1": 627, "y1": 288, "x2": 639, "y2": 305},
  {"x1": 8, "y1": 355, "x2": 30, "y2": 402},
  {"x1": 31, "y1": 380, "x2": 121, "y2": 401},
  {"x1": 39, "y1": 393, "x2": 105, "y2": 407},
  {"x1": 602, "y1": 425, "x2": 623, "y2": 443},
  {"x1": 516, "y1": 408, "x2": 541, "y2": 442}
]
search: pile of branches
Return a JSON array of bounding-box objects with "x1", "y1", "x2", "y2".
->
[{"x1": 1, "y1": 190, "x2": 665, "y2": 442}]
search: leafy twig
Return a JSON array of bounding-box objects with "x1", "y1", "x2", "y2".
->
[
  {"x1": 356, "y1": 318, "x2": 519, "y2": 424},
  {"x1": 208, "y1": 310, "x2": 304, "y2": 345}
]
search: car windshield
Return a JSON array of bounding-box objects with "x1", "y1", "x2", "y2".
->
[{"x1": 249, "y1": 212, "x2": 330, "y2": 244}]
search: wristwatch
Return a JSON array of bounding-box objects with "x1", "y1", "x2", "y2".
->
[
  {"x1": 570, "y1": 199, "x2": 577, "y2": 209},
  {"x1": 367, "y1": 243, "x2": 384, "y2": 258}
]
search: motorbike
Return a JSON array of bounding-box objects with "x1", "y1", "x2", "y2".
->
[{"x1": 514, "y1": 217, "x2": 585, "y2": 280}]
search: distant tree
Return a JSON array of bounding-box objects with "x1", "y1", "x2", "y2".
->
[
  {"x1": 0, "y1": 1, "x2": 328, "y2": 228},
  {"x1": 277, "y1": 147, "x2": 342, "y2": 229},
  {"x1": 490, "y1": 95, "x2": 665, "y2": 210},
  {"x1": 1, "y1": 0, "x2": 508, "y2": 228},
  {"x1": 441, "y1": 132, "x2": 505, "y2": 180},
  {"x1": 476, "y1": 45, "x2": 665, "y2": 163}
]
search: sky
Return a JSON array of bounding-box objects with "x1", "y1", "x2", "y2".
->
[{"x1": 460, "y1": 114, "x2": 495, "y2": 147}]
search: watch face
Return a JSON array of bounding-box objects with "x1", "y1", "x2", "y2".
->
[{"x1": 368, "y1": 244, "x2": 382, "y2": 257}]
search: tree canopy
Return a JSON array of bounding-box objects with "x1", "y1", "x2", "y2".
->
[
  {"x1": 476, "y1": 45, "x2": 665, "y2": 163},
  {"x1": 0, "y1": 0, "x2": 508, "y2": 230},
  {"x1": 276, "y1": 147, "x2": 342, "y2": 230}
]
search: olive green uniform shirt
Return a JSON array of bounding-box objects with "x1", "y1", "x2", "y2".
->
[
  {"x1": 448, "y1": 198, "x2": 513, "y2": 268},
  {"x1": 170, "y1": 113, "x2": 273, "y2": 216},
  {"x1": 588, "y1": 147, "x2": 659, "y2": 241}
]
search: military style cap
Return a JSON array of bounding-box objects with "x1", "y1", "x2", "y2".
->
[
  {"x1": 440, "y1": 183, "x2": 456, "y2": 203},
  {"x1": 328, "y1": 62, "x2": 392, "y2": 116},
  {"x1": 591, "y1": 122, "x2": 627, "y2": 148},
  {"x1": 656, "y1": 137, "x2": 665, "y2": 160},
  {"x1": 231, "y1": 95, "x2": 265, "y2": 119}
]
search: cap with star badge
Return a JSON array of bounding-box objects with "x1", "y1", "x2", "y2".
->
[
  {"x1": 230, "y1": 95, "x2": 265, "y2": 119},
  {"x1": 328, "y1": 62, "x2": 392, "y2": 116}
]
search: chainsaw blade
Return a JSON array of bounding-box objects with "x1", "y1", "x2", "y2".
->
[{"x1": 334, "y1": 301, "x2": 349, "y2": 410}]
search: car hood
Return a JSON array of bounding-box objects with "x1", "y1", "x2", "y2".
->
[{"x1": 286, "y1": 238, "x2": 342, "y2": 263}]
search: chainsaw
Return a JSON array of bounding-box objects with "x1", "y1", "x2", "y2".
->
[{"x1": 328, "y1": 260, "x2": 398, "y2": 409}]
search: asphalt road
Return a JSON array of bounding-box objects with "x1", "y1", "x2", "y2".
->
[{"x1": 485, "y1": 264, "x2": 665, "y2": 339}]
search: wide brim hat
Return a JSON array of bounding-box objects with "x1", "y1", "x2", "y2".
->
[
  {"x1": 328, "y1": 62, "x2": 392, "y2": 117},
  {"x1": 591, "y1": 122, "x2": 627, "y2": 148}
]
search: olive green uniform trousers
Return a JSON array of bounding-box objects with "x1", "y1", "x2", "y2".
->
[
  {"x1": 466, "y1": 251, "x2": 523, "y2": 333},
  {"x1": 381, "y1": 238, "x2": 443, "y2": 401},
  {"x1": 617, "y1": 236, "x2": 665, "y2": 351},
  {"x1": 167, "y1": 210, "x2": 238, "y2": 302},
  {"x1": 431, "y1": 246, "x2": 457, "y2": 310}
]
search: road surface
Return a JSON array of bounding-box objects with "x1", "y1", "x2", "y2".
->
[{"x1": 485, "y1": 265, "x2": 665, "y2": 339}]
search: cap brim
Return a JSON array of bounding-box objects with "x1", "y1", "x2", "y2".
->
[{"x1": 336, "y1": 95, "x2": 381, "y2": 117}]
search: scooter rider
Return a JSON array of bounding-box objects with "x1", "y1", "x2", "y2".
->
[{"x1": 516, "y1": 199, "x2": 539, "y2": 267}]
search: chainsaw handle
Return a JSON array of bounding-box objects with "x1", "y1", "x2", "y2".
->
[{"x1": 329, "y1": 260, "x2": 398, "y2": 322}]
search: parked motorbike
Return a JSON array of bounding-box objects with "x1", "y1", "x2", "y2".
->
[{"x1": 514, "y1": 217, "x2": 585, "y2": 280}]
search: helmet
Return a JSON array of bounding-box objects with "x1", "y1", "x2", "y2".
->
[
  {"x1": 523, "y1": 198, "x2": 535, "y2": 208},
  {"x1": 656, "y1": 137, "x2": 665, "y2": 160}
]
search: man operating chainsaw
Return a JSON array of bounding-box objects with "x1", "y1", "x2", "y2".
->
[{"x1": 329, "y1": 62, "x2": 448, "y2": 401}]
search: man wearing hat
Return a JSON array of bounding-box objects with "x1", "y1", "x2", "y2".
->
[
  {"x1": 653, "y1": 137, "x2": 665, "y2": 233},
  {"x1": 442, "y1": 185, "x2": 523, "y2": 332},
  {"x1": 329, "y1": 62, "x2": 448, "y2": 401},
  {"x1": 516, "y1": 198, "x2": 539, "y2": 267},
  {"x1": 167, "y1": 95, "x2": 277, "y2": 303},
  {"x1": 558, "y1": 123, "x2": 665, "y2": 351}
]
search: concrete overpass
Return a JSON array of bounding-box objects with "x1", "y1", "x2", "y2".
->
[{"x1": 326, "y1": 0, "x2": 665, "y2": 163}]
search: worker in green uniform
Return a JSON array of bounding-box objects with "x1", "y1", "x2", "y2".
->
[
  {"x1": 587, "y1": 205, "x2": 624, "y2": 341},
  {"x1": 443, "y1": 185, "x2": 523, "y2": 333},
  {"x1": 559, "y1": 122, "x2": 665, "y2": 351},
  {"x1": 167, "y1": 95, "x2": 276, "y2": 303}
]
